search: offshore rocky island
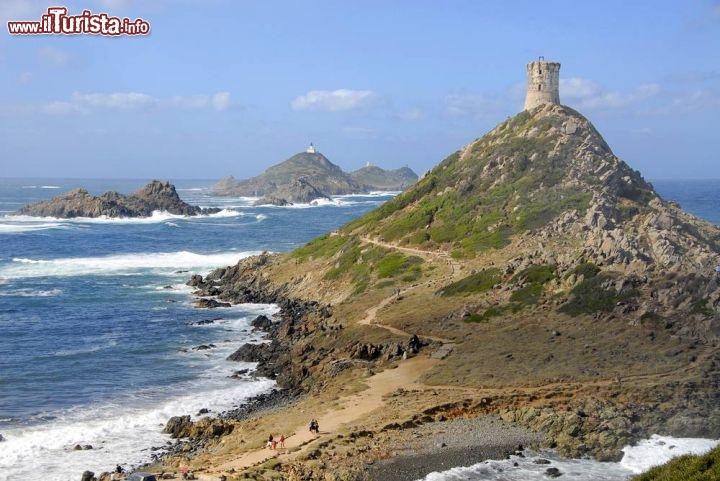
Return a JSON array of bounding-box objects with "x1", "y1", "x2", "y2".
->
[
  {"x1": 212, "y1": 145, "x2": 418, "y2": 205},
  {"x1": 144, "y1": 61, "x2": 720, "y2": 481},
  {"x1": 16, "y1": 180, "x2": 219, "y2": 218}
]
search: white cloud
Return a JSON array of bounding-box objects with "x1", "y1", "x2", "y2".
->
[
  {"x1": 291, "y1": 89, "x2": 380, "y2": 112},
  {"x1": 43, "y1": 91, "x2": 234, "y2": 114},
  {"x1": 653, "y1": 89, "x2": 720, "y2": 114},
  {"x1": 211, "y1": 92, "x2": 231, "y2": 111},
  {"x1": 560, "y1": 78, "x2": 602, "y2": 99},
  {"x1": 72, "y1": 92, "x2": 158, "y2": 110},
  {"x1": 560, "y1": 77, "x2": 661, "y2": 110},
  {"x1": 43, "y1": 101, "x2": 83, "y2": 115},
  {"x1": 444, "y1": 94, "x2": 502, "y2": 117},
  {"x1": 395, "y1": 108, "x2": 426, "y2": 122},
  {"x1": 38, "y1": 47, "x2": 70, "y2": 66}
]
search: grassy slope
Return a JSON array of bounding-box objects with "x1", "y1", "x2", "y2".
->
[{"x1": 632, "y1": 446, "x2": 720, "y2": 481}]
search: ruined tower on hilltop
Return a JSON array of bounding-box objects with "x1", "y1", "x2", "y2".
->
[{"x1": 524, "y1": 57, "x2": 561, "y2": 110}]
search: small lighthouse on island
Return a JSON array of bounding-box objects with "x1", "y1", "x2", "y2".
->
[
  {"x1": 306, "y1": 143, "x2": 317, "y2": 154},
  {"x1": 524, "y1": 57, "x2": 561, "y2": 111}
]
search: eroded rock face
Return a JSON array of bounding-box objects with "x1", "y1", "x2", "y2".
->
[
  {"x1": 162, "y1": 415, "x2": 234, "y2": 440},
  {"x1": 254, "y1": 178, "x2": 331, "y2": 205},
  {"x1": 16, "y1": 180, "x2": 219, "y2": 218}
]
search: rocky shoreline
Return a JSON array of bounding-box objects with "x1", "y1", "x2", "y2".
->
[
  {"x1": 94, "y1": 247, "x2": 719, "y2": 480},
  {"x1": 365, "y1": 416, "x2": 545, "y2": 481}
]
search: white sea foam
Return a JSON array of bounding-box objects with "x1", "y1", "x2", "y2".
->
[
  {"x1": 0, "y1": 288, "x2": 62, "y2": 297},
  {"x1": 0, "y1": 302, "x2": 278, "y2": 481},
  {"x1": 620, "y1": 434, "x2": 719, "y2": 473},
  {"x1": 0, "y1": 222, "x2": 69, "y2": 234},
  {"x1": 4, "y1": 209, "x2": 242, "y2": 225},
  {"x1": 0, "y1": 250, "x2": 261, "y2": 279},
  {"x1": 0, "y1": 379, "x2": 274, "y2": 481},
  {"x1": 418, "y1": 436, "x2": 720, "y2": 481}
]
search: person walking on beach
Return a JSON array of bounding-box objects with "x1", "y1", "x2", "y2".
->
[
  {"x1": 279, "y1": 434, "x2": 285, "y2": 448},
  {"x1": 267, "y1": 434, "x2": 274, "y2": 449}
]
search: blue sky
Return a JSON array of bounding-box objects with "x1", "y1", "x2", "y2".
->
[{"x1": 1, "y1": 0, "x2": 718, "y2": 180}]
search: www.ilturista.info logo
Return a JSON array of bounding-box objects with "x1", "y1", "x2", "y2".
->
[{"x1": 7, "y1": 7, "x2": 150, "y2": 36}]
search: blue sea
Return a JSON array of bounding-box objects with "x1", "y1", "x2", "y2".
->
[{"x1": 0, "y1": 178, "x2": 718, "y2": 481}]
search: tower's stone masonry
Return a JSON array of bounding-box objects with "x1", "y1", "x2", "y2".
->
[{"x1": 524, "y1": 59, "x2": 560, "y2": 110}]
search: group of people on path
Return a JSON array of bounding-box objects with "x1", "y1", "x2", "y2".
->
[
  {"x1": 264, "y1": 418, "x2": 320, "y2": 452},
  {"x1": 309, "y1": 419, "x2": 320, "y2": 434},
  {"x1": 266, "y1": 433, "x2": 285, "y2": 450}
]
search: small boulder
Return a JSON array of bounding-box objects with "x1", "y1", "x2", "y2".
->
[
  {"x1": 545, "y1": 467, "x2": 562, "y2": 477},
  {"x1": 250, "y1": 315, "x2": 273, "y2": 331},
  {"x1": 194, "y1": 298, "x2": 231, "y2": 308},
  {"x1": 80, "y1": 471, "x2": 95, "y2": 481},
  {"x1": 163, "y1": 415, "x2": 193, "y2": 438}
]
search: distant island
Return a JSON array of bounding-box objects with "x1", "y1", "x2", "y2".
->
[
  {"x1": 211, "y1": 144, "x2": 418, "y2": 205},
  {"x1": 16, "y1": 180, "x2": 219, "y2": 218}
]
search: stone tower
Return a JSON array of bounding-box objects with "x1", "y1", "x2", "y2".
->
[{"x1": 524, "y1": 58, "x2": 561, "y2": 111}]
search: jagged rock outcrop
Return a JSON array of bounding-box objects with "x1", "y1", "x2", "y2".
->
[
  {"x1": 162, "y1": 415, "x2": 234, "y2": 440},
  {"x1": 254, "y1": 178, "x2": 331, "y2": 206},
  {"x1": 15, "y1": 180, "x2": 219, "y2": 218}
]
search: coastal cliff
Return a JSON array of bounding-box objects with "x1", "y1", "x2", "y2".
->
[
  {"x1": 152, "y1": 104, "x2": 720, "y2": 480},
  {"x1": 16, "y1": 180, "x2": 219, "y2": 218}
]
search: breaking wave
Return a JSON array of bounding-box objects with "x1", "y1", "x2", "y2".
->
[{"x1": 0, "y1": 250, "x2": 261, "y2": 279}]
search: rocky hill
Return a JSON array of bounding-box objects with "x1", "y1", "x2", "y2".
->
[
  {"x1": 16, "y1": 180, "x2": 219, "y2": 218},
  {"x1": 349, "y1": 165, "x2": 419, "y2": 190},
  {"x1": 211, "y1": 150, "x2": 361, "y2": 202},
  {"x1": 166, "y1": 104, "x2": 720, "y2": 479},
  {"x1": 211, "y1": 149, "x2": 418, "y2": 204}
]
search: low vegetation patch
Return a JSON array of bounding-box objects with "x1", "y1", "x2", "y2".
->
[
  {"x1": 438, "y1": 268, "x2": 501, "y2": 297},
  {"x1": 509, "y1": 283, "x2": 544, "y2": 306},
  {"x1": 512, "y1": 264, "x2": 556, "y2": 284},
  {"x1": 569, "y1": 262, "x2": 601, "y2": 279},
  {"x1": 376, "y1": 252, "x2": 423, "y2": 279},
  {"x1": 465, "y1": 305, "x2": 512, "y2": 322},
  {"x1": 559, "y1": 273, "x2": 638, "y2": 316},
  {"x1": 292, "y1": 233, "x2": 349, "y2": 261}
]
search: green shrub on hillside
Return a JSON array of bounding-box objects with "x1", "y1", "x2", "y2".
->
[
  {"x1": 570, "y1": 262, "x2": 601, "y2": 279},
  {"x1": 376, "y1": 253, "x2": 423, "y2": 278},
  {"x1": 559, "y1": 273, "x2": 638, "y2": 316},
  {"x1": 512, "y1": 264, "x2": 556, "y2": 284},
  {"x1": 509, "y1": 283, "x2": 544, "y2": 305},
  {"x1": 292, "y1": 234, "x2": 348, "y2": 261},
  {"x1": 438, "y1": 268, "x2": 501, "y2": 296}
]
